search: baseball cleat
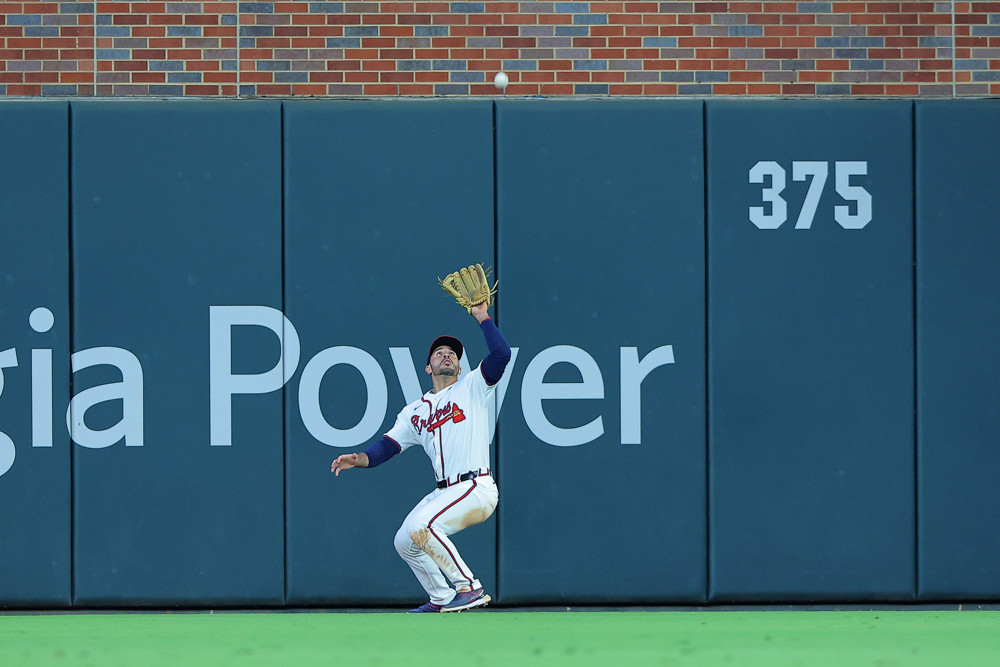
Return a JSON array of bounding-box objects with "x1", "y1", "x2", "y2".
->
[
  {"x1": 440, "y1": 587, "x2": 491, "y2": 613},
  {"x1": 408, "y1": 601, "x2": 443, "y2": 613}
]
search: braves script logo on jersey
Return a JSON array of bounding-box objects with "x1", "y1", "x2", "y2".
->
[{"x1": 412, "y1": 402, "x2": 466, "y2": 435}]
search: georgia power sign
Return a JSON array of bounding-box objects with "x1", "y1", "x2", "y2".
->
[{"x1": 0, "y1": 305, "x2": 676, "y2": 478}]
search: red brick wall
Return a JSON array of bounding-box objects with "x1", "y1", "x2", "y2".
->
[{"x1": 2, "y1": 1, "x2": 999, "y2": 96}]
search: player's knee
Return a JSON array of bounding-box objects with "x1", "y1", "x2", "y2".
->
[
  {"x1": 404, "y1": 518, "x2": 432, "y2": 551},
  {"x1": 393, "y1": 526, "x2": 412, "y2": 556}
]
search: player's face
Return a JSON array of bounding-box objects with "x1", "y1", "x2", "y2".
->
[{"x1": 427, "y1": 346, "x2": 460, "y2": 377}]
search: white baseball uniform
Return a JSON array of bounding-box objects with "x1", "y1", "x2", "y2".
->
[{"x1": 385, "y1": 362, "x2": 499, "y2": 604}]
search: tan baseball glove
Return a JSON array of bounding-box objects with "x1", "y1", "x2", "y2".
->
[{"x1": 438, "y1": 263, "x2": 498, "y2": 314}]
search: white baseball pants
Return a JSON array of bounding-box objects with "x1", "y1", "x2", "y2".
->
[{"x1": 393, "y1": 475, "x2": 498, "y2": 605}]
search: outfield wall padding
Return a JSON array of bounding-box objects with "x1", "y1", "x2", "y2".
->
[
  {"x1": 0, "y1": 99, "x2": 997, "y2": 608},
  {"x1": 916, "y1": 100, "x2": 1000, "y2": 600},
  {"x1": 282, "y1": 101, "x2": 497, "y2": 605},
  {"x1": 706, "y1": 101, "x2": 916, "y2": 602},
  {"x1": 0, "y1": 102, "x2": 72, "y2": 607},
  {"x1": 70, "y1": 102, "x2": 286, "y2": 606},
  {"x1": 494, "y1": 100, "x2": 707, "y2": 603}
]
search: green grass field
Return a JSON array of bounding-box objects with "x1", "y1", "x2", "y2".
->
[{"x1": 3, "y1": 609, "x2": 999, "y2": 666}]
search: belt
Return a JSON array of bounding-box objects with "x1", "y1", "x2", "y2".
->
[{"x1": 436, "y1": 468, "x2": 491, "y2": 489}]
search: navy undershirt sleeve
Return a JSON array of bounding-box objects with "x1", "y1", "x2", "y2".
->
[
  {"x1": 479, "y1": 317, "x2": 512, "y2": 386},
  {"x1": 364, "y1": 436, "x2": 401, "y2": 468}
]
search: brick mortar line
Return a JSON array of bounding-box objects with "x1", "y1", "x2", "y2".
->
[
  {"x1": 93, "y1": 1, "x2": 97, "y2": 96},
  {"x1": 951, "y1": 0, "x2": 956, "y2": 98},
  {"x1": 237, "y1": 9, "x2": 242, "y2": 98}
]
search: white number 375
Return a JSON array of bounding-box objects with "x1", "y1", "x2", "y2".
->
[{"x1": 749, "y1": 160, "x2": 872, "y2": 230}]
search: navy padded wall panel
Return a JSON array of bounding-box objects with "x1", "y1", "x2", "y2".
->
[
  {"x1": 495, "y1": 100, "x2": 707, "y2": 604},
  {"x1": 283, "y1": 101, "x2": 496, "y2": 605},
  {"x1": 0, "y1": 102, "x2": 71, "y2": 607},
  {"x1": 707, "y1": 100, "x2": 915, "y2": 602},
  {"x1": 71, "y1": 102, "x2": 284, "y2": 606},
  {"x1": 916, "y1": 100, "x2": 1000, "y2": 600}
]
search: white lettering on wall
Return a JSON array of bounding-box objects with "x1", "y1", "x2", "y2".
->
[
  {"x1": 209, "y1": 305, "x2": 300, "y2": 447},
  {"x1": 0, "y1": 304, "x2": 680, "y2": 477},
  {"x1": 0, "y1": 348, "x2": 19, "y2": 476},
  {"x1": 67, "y1": 347, "x2": 144, "y2": 449},
  {"x1": 620, "y1": 346, "x2": 675, "y2": 445},
  {"x1": 520, "y1": 345, "x2": 605, "y2": 447},
  {"x1": 299, "y1": 347, "x2": 387, "y2": 447}
]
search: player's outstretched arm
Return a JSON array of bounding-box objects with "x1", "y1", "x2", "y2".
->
[
  {"x1": 331, "y1": 452, "x2": 369, "y2": 476},
  {"x1": 474, "y1": 304, "x2": 511, "y2": 385}
]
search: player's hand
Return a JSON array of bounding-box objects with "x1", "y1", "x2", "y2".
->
[
  {"x1": 331, "y1": 453, "x2": 360, "y2": 476},
  {"x1": 470, "y1": 301, "x2": 490, "y2": 323}
]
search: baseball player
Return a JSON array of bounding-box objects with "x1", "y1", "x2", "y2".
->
[{"x1": 331, "y1": 297, "x2": 511, "y2": 613}]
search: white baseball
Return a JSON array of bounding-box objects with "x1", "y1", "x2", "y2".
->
[{"x1": 493, "y1": 71, "x2": 509, "y2": 90}]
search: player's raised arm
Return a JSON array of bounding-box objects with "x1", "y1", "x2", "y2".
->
[
  {"x1": 438, "y1": 262, "x2": 509, "y2": 386},
  {"x1": 472, "y1": 304, "x2": 511, "y2": 386}
]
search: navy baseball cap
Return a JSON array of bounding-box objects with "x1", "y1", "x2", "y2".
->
[{"x1": 427, "y1": 335, "x2": 463, "y2": 365}]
